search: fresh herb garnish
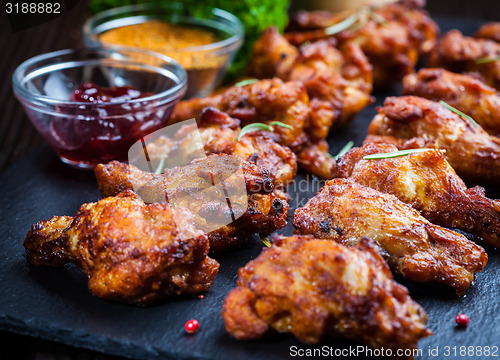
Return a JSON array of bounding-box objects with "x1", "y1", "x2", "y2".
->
[
  {"x1": 475, "y1": 56, "x2": 500, "y2": 64},
  {"x1": 439, "y1": 101, "x2": 480, "y2": 128},
  {"x1": 154, "y1": 154, "x2": 166, "y2": 174},
  {"x1": 324, "y1": 12, "x2": 360, "y2": 35},
  {"x1": 324, "y1": 7, "x2": 386, "y2": 35},
  {"x1": 262, "y1": 237, "x2": 271, "y2": 247},
  {"x1": 363, "y1": 148, "x2": 440, "y2": 160},
  {"x1": 334, "y1": 140, "x2": 354, "y2": 160},
  {"x1": 237, "y1": 122, "x2": 294, "y2": 141},
  {"x1": 235, "y1": 79, "x2": 259, "y2": 87}
]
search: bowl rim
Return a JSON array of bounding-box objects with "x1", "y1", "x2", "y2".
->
[
  {"x1": 83, "y1": 3, "x2": 244, "y2": 54},
  {"x1": 12, "y1": 46, "x2": 187, "y2": 108}
]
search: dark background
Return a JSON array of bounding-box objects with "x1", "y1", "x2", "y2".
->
[{"x1": 0, "y1": 0, "x2": 499, "y2": 359}]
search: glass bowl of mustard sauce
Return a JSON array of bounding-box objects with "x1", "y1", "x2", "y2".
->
[{"x1": 83, "y1": 3, "x2": 244, "y2": 98}]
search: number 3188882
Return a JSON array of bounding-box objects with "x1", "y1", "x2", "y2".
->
[{"x1": 6, "y1": 3, "x2": 61, "y2": 14}]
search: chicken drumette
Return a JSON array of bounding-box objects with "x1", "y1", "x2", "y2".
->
[
  {"x1": 285, "y1": 1, "x2": 438, "y2": 88},
  {"x1": 293, "y1": 179, "x2": 487, "y2": 294},
  {"x1": 428, "y1": 30, "x2": 500, "y2": 90},
  {"x1": 365, "y1": 96, "x2": 500, "y2": 184},
  {"x1": 337, "y1": 143, "x2": 500, "y2": 248},
  {"x1": 95, "y1": 154, "x2": 288, "y2": 252},
  {"x1": 403, "y1": 68, "x2": 500, "y2": 136},
  {"x1": 222, "y1": 235, "x2": 432, "y2": 355},
  {"x1": 24, "y1": 191, "x2": 219, "y2": 306}
]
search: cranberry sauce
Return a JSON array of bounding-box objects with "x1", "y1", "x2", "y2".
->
[{"x1": 53, "y1": 82, "x2": 170, "y2": 168}]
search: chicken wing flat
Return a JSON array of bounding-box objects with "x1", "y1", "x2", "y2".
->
[
  {"x1": 171, "y1": 78, "x2": 308, "y2": 147},
  {"x1": 365, "y1": 96, "x2": 500, "y2": 184},
  {"x1": 24, "y1": 191, "x2": 219, "y2": 306},
  {"x1": 249, "y1": 27, "x2": 373, "y2": 128},
  {"x1": 95, "y1": 154, "x2": 288, "y2": 252},
  {"x1": 474, "y1": 22, "x2": 500, "y2": 43},
  {"x1": 170, "y1": 78, "x2": 336, "y2": 178},
  {"x1": 222, "y1": 235, "x2": 432, "y2": 354},
  {"x1": 403, "y1": 68, "x2": 500, "y2": 136},
  {"x1": 285, "y1": 1, "x2": 438, "y2": 88},
  {"x1": 337, "y1": 143, "x2": 500, "y2": 248},
  {"x1": 293, "y1": 179, "x2": 487, "y2": 294},
  {"x1": 428, "y1": 30, "x2": 500, "y2": 90}
]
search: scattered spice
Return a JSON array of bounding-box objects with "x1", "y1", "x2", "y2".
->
[
  {"x1": 455, "y1": 314, "x2": 470, "y2": 327},
  {"x1": 185, "y1": 319, "x2": 199, "y2": 334}
]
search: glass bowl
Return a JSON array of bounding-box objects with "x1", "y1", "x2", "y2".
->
[
  {"x1": 83, "y1": 3, "x2": 244, "y2": 98},
  {"x1": 12, "y1": 47, "x2": 187, "y2": 169}
]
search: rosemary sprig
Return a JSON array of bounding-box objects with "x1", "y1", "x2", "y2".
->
[
  {"x1": 363, "y1": 148, "x2": 441, "y2": 160},
  {"x1": 235, "y1": 79, "x2": 258, "y2": 87},
  {"x1": 439, "y1": 101, "x2": 480, "y2": 128},
  {"x1": 474, "y1": 56, "x2": 500, "y2": 64},
  {"x1": 154, "y1": 154, "x2": 166, "y2": 174},
  {"x1": 324, "y1": 12, "x2": 360, "y2": 35},
  {"x1": 269, "y1": 121, "x2": 294, "y2": 130},
  {"x1": 262, "y1": 237, "x2": 271, "y2": 247},
  {"x1": 334, "y1": 140, "x2": 354, "y2": 160},
  {"x1": 237, "y1": 122, "x2": 294, "y2": 141},
  {"x1": 324, "y1": 7, "x2": 386, "y2": 35}
]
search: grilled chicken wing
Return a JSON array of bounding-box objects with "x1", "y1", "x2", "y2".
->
[
  {"x1": 365, "y1": 96, "x2": 500, "y2": 184},
  {"x1": 285, "y1": 1, "x2": 438, "y2": 88},
  {"x1": 222, "y1": 235, "x2": 432, "y2": 355},
  {"x1": 474, "y1": 22, "x2": 500, "y2": 43},
  {"x1": 428, "y1": 30, "x2": 500, "y2": 90},
  {"x1": 171, "y1": 78, "x2": 308, "y2": 147},
  {"x1": 24, "y1": 191, "x2": 219, "y2": 306},
  {"x1": 170, "y1": 78, "x2": 335, "y2": 178},
  {"x1": 95, "y1": 154, "x2": 288, "y2": 252},
  {"x1": 249, "y1": 27, "x2": 373, "y2": 128},
  {"x1": 403, "y1": 68, "x2": 500, "y2": 136},
  {"x1": 337, "y1": 143, "x2": 500, "y2": 248},
  {"x1": 293, "y1": 179, "x2": 487, "y2": 294}
]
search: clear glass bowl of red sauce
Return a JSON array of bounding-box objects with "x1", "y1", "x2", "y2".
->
[{"x1": 12, "y1": 47, "x2": 187, "y2": 169}]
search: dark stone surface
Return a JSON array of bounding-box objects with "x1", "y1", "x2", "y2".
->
[{"x1": 0, "y1": 16, "x2": 499, "y2": 360}]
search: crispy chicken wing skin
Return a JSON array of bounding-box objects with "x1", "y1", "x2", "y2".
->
[
  {"x1": 428, "y1": 30, "x2": 500, "y2": 90},
  {"x1": 249, "y1": 27, "x2": 373, "y2": 128},
  {"x1": 285, "y1": 2, "x2": 438, "y2": 88},
  {"x1": 403, "y1": 68, "x2": 500, "y2": 136},
  {"x1": 222, "y1": 235, "x2": 432, "y2": 355},
  {"x1": 365, "y1": 96, "x2": 500, "y2": 184},
  {"x1": 95, "y1": 155, "x2": 288, "y2": 252},
  {"x1": 337, "y1": 143, "x2": 500, "y2": 248},
  {"x1": 171, "y1": 78, "x2": 309, "y2": 147},
  {"x1": 474, "y1": 22, "x2": 500, "y2": 43},
  {"x1": 24, "y1": 191, "x2": 219, "y2": 306},
  {"x1": 293, "y1": 179, "x2": 487, "y2": 294},
  {"x1": 171, "y1": 79, "x2": 335, "y2": 178}
]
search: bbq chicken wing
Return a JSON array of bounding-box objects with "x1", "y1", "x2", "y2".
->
[
  {"x1": 474, "y1": 22, "x2": 500, "y2": 43},
  {"x1": 249, "y1": 27, "x2": 373, "y2": 128},
  {"x1": 365, "y1": 96, "x2": 500, "y2": 184},
  {"x1": 24, "y1": 191, "x2": 219, "y2": 306},
  {"x1": 337, "y1": 143, "x2": 500, "y2": 248},
  {"x1": 171, "y1": 78, "x2": 308, "y2": 147},
  {"x1": 403, "y1": 68, "x2": 500, "y2": 136},
  {"x1": 293, "y1": 179, "x2": 487, "y2": 294},
  {"x1": 428, "y1": 30, "x2": 500, "y2": 90},
  {"x1": 171, "y1": 79, "x2": 336, "y2": 178},
  {"x1": 285, "y1": 1, "x2": 438, "y2": 88},
  {"x1": 95, "y1": 154, "x2": 288, "y2": 252},
  {"x1": 222, "y1": 235, "x2": 432, "y2": 355}
]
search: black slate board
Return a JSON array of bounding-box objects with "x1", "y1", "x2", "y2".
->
[{"x1": 1, "y1": 16, "x2": 500, "y2": 360}]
